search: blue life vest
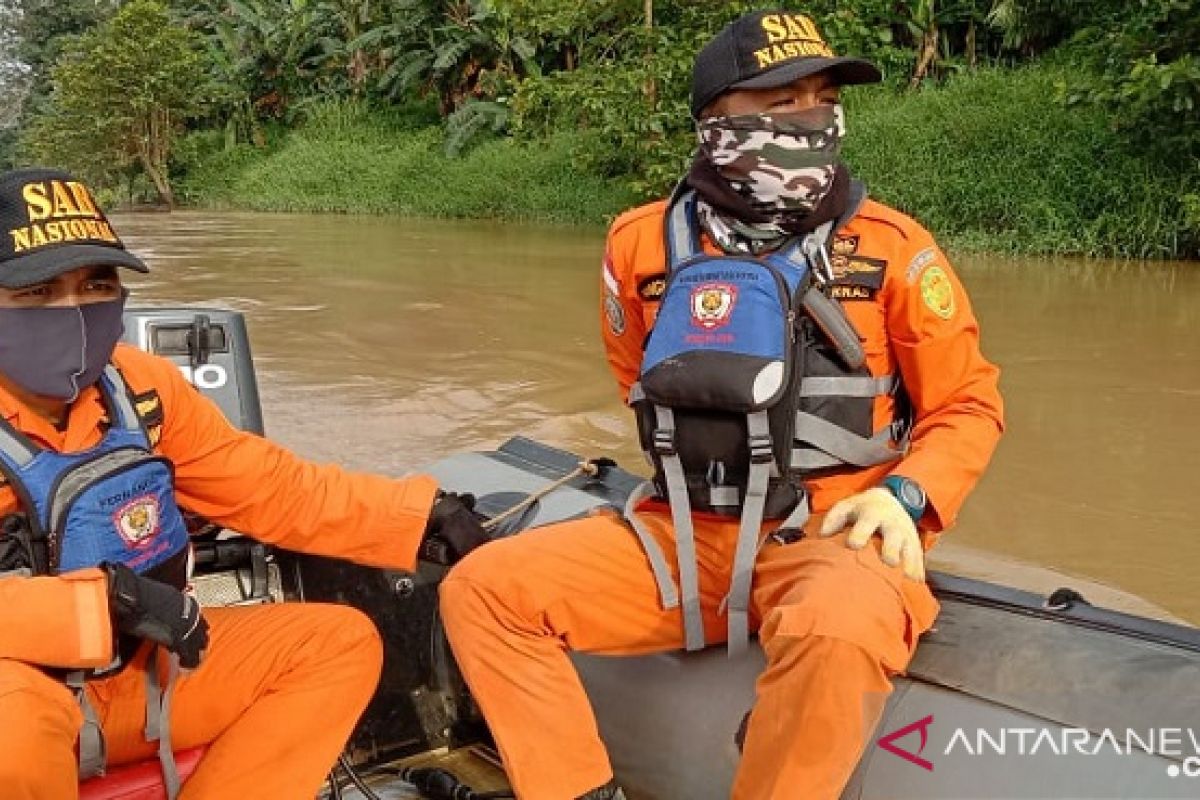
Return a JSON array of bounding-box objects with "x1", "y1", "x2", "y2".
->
[
  {"x1": 0, "y1": 365, "x2": 190, "y2": 589},
  {"x1": 624, "y1": 189, "x2": 911, "y2": 655}
]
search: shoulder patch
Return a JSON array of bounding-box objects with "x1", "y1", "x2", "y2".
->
[
  {"x1": 919, "y1": 266, "x2": 956, "y2": 320},
  {"x1": 906, "y1": 247, "x2": 937, "y2": 284},
  {"x1": 638, "y1": 273, "x2": 667, "y2": 302},
  {"x1": 602, "y1": 254, "x2": 620, "y2": 296},
  {"x1": 604, "y1": 292, "x2": 626, "y2": 336}
]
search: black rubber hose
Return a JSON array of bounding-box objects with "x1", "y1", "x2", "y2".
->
[
  {"x1": 399, "y1": 766, "x2": 515, "y2": 800},
  {"x1": 337, "y1": 754, "x2": 385, "y2": 800}
]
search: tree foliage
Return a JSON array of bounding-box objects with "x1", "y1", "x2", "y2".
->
[
  {"x1": 23, "y1": 0, "x2": 211, "y2": 205},
  {"x1": 10, "y1": 0, "x2": 1196, "y2": 250},
  {"x1": 7, "y1": 0, "x2": 119, "y2": 106},
  {"x1": 1068, "y1": 0, "x2": 1199, "y2": 160},
  {"x1": 0, "y1": 5, "x2": 31, "y2": 133}
]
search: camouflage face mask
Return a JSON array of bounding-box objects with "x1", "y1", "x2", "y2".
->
[{"x1": 697, "y1": 104, "x2": 845, "y2": 219}]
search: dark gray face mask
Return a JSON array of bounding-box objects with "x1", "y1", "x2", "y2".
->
[{"x1": 0, "y1": 294, "x2": 127, "y2": 401}]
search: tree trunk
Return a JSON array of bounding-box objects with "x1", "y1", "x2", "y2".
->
[
  {"x1": 966, "y1": 18, "x2": 977, "y2": 68},
  {"x1": 139, "y1": 153, "x2": 174, "y2": 208},
  {"x1": 909, "y1": 25, "x2": 939, "y2": 89},
  {"x1": 137, "y1": 109, "x2": 174, "y2": 208}
]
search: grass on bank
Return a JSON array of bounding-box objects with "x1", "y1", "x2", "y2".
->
[
  {"x1": 179, "y1": 65, "x2": 1198, "y2": 258},
  {"x1": 176, "y1": 103, "x2": 638, "y2": 225},
  {"x1": 844, "y1": 66, "x2": 1198, "y2": 259}
]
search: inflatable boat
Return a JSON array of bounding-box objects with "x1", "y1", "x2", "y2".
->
[{"x1": 87, "y1": 308, "x2": 1200, "y2": 799}]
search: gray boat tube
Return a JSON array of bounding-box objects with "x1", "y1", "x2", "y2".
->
[
  {"x1": 426, "y1": 437, "x2": 1200, "y2": 800},
  {"x1": 120, "y1": 307, "x2": 1200, "y2": 798}
]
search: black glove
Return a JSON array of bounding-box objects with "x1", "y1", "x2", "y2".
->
[
  {"x1": 102, "y1": 562, "x2": 209, "y2": 669},
  {"x1": 419, "y1": 492, "x2": 491, "y2": 566}
]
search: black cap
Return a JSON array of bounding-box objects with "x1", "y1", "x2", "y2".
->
[
  {"x1": 0, "y1": 167, "x2": 148, "y2": 289},
  {"x1": 691, "y1": 10, "x2": 882, "y2": 118}
]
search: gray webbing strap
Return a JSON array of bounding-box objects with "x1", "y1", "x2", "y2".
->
[
  {"x1": 799, "y1": 374, "x2": 896, "y2": 398},
  {"x1": 654, "y1": 406, "x2": 705, "y2": 652},
  {"x1": 103, "y1": 366, "x2": 141, "y2": 432},
  {"x1": 798, "y1": 221, "x2": 836, "y2": 282},
  {"x1": 725, "y1": 412, "x2": 772, "y2": 658},
  {"x1": 666, "y1": 191, "x2": 702, "y2": 266},
  {"x1": 144, "y1": 649, "x2": 182, "y2": 800},
  {"x1": 791, "y1": 413, "x2": 902, "y2": 469},
  {"x1": 0, "y1": 422, "x2": 36, "y2": 467},
  {"x1": 622, "y1": 481, "x2": 680, "y2": 611},
  {"x1": 69, "y1": 670, "x2": 107, "y2": 779}
]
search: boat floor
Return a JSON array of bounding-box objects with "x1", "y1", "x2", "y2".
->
[
  {"x1": 327, "y1": 745, "x2": 513, "y2": 800},
  {"x1": 326, "y1": 747, "x2": 663, "y2": 800}
]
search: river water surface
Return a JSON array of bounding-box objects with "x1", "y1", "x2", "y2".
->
[{"x1": 113, "y1": 211, "x2": 1200, "y2": 625}]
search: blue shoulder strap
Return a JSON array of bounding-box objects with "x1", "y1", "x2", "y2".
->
[{"x1": 99, "y1": 365, "x2": 146, "y2": 436}]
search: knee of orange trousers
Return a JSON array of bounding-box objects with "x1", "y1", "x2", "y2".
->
[
  {"x1": 439, "y1": 550, "x2": 621, "y2": 800},
  {"x1": 439, "y1": 539, "x2": 540, "y2": 636},
  {"x1": 756, "y1": 564, "x2": 915, "y2": 672},
  {"x1": 244, "y1": 603, "x2": 383, "y2": 715},
  {"x1": 0, "y1": 659, "x2": 82, "y2": 800},
  {"x1": 172, "y1": 604, "x2": 383, "y2": 800},
  {"x1": 279, "y1": 602, "x2": 382, "y2": 693},
  {"x1": 735, "y1": 636, "x2": 893, "y2": 800},
  {"x1": 183, "y1": 604, "x2": 383, "y2": 751}
]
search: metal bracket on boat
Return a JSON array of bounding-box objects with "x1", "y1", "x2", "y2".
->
[{"x1": 1043, "y1": 586, "x2": 1091, "y2": 612}]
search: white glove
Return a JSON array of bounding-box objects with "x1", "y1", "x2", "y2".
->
[{"x1": 819, "y1": 488, "x2": 926, "y2": 582}]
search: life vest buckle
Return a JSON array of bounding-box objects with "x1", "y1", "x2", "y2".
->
[
  {"x1": 748, "y1": 434, "x2": 774, "y2": 464},
  {"x1": 652, "y1": 429, "x2": 677, "y2": 457}
]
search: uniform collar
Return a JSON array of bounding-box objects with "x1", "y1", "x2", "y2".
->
[{"x1": 0, "y1": 379, "x2": 108, "y2": 452}]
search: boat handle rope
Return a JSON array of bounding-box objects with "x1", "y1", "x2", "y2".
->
[{"x1": 481, "y1": 457, "x2": 616, "y2": 532}]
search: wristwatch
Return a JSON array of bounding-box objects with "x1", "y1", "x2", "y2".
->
[{"x1": 881, "y1": 475, "x2": 927, "y2": 524}]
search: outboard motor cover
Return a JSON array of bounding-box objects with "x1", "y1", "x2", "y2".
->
[{"x1": 122, "y1": 308, "x2": 265, "y2": 435}]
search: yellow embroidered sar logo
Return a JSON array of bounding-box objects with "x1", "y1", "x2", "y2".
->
[
  {"x1": 7, "y1": 180, "x2": 119, "y2": 254},
  {"x1": 754, "y1": 14, "x2": 834, "y2": 68}
]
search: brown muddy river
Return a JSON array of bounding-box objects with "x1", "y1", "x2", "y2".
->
[{"x1": 113, "y1": 211, "x2": 1200, "y2": 625}]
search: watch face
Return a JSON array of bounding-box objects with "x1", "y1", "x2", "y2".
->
[{"x1": 898, "y1": 479, "x2": 926, "y2": 510}]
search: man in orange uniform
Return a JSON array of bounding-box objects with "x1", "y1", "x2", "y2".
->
[
  {"x1": 441, "y1": 9, "x2": 1003, "y2": 800},
  {"x1": 0, "y1": 167, "x2": 489, "y2": 799}
]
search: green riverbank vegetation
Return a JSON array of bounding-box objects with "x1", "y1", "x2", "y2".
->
[{"x1": 2, "y1": 1, "x2": 1198, "y2": 258}]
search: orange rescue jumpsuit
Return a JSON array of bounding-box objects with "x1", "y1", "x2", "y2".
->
[
  {"x1": 0, "y1": 343, "x2": 439, "y2": 799},
  {"x1": 440, "y1": 197, "x2": 1004, "y2": 799}
]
